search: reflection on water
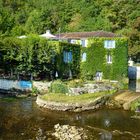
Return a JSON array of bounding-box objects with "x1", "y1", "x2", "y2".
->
[{"x1": 0, "y1": 97, "x2": 140, "y2": 139}]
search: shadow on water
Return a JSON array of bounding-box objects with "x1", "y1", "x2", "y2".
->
[{"x1": 0, "y1": 97, "x2": 140, "y2": 139}]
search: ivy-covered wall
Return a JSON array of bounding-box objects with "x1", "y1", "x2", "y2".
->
[
  {"x1": 0, "y1": 36, "x2": 81, "y2": 80},
  {"x1": 81, "y1": 37, "x2": 128, "y2": 80},
  {"x1": 57, "y1": 42, "x2": 81, "y2": 79},
  {"x1": 0, "y1": 36, "x2": 127, "y2": 81}
]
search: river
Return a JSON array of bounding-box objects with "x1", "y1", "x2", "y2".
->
[{"x1": 0, "y1": 97, "x2": 140, "y2": 140}]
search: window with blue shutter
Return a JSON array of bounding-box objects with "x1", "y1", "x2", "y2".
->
[
  {"x1": 106, "y1": 52, "x2": 112, "y2": 64},
  {"x1": 63, "y1": 51, "x2": 72, "y2": 63},
  {"x1": 82, "y1": 53, "x2": 87, "y2": 62},
  {"x1": 104, "y1": 40, "x2": 115, "y2": 49}
]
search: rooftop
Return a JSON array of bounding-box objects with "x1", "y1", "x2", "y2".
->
[{"x1": 55, "y1": 31, "x2": 121, "y2": 39}]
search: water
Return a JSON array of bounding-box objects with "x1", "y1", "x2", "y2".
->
[{"x1": 0, "y1": 97, "x2": 140, "y2": 140}]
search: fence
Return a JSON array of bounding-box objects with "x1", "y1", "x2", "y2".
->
[{"x1": 0, "y1": 79, "x2": 32, "y2": 91}]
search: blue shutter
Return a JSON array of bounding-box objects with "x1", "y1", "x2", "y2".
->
[
  {"x1": 63, "y1": 51, "x2": 66, "y2": 63},
  {"x1": 68, "y1": 52, "x2": 72, "y2": 63},
  {"x1": 63, "y1": 51, "x2": 72, "y2": 63}
]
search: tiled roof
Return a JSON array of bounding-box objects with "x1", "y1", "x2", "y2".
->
[{"x1": 55, "y1": 31, "x2": 121, "y2": 39}]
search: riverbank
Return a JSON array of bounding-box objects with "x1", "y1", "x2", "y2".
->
[
  {"x1": 36, "y1": 91, "x2": 115, "y2": 112},
  {"x1": 36, "y1": 90, "x2": 140, "y2": 112},
  {"x1": 107, "y1": 90, "x2": 140, "y2": 111}
]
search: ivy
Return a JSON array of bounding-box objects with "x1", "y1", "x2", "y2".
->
[
  {"x1": 0, "y1": 36, "x2": 81, "y2": 80},
  {"x1": 81, "y1": 37, "x2": 128, "y2": 80},
  {"x1": 57, "y1": 42, "x2": 81, "y2": 79}
]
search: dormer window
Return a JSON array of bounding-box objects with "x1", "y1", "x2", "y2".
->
[{"x1": 104, "y1": 40, "x2": 115, "y2": 49}]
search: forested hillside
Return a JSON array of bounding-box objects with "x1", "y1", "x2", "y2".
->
[{"x1": 0, "y1": 0, "x2": 140, "y2": 60}]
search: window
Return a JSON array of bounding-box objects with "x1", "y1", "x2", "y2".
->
[
  {"x1": 70, "y1": 39, "x2": 76, "y2": 44},
  {"x1": 104, "y1": 40, "x2": 115, "y2": 49},
  {"x1": 63, "y1": 51, "x2": 72, "y2": 63},
  {"x1": 81, "y1": 39, "x2": 87, "y2": 47},
  {"x1": 106, "y1": 53, "x2": 112, "y2": 64},
  {"x1": 82, "y1": 53, "x2": 87, "y2": 62}
]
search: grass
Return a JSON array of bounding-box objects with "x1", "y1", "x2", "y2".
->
[{"x1": 41, "y1": 90, "x2": 116, "y2": 104}]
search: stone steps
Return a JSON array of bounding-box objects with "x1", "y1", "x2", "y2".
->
[{"x1": 112, "y1": 91, "x2": 140, "y2": 110}]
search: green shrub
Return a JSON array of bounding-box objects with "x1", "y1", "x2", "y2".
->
[
  {"x1": 50, "y1": 80, "x2": 69, "y2": 94},
  {"x1": 67, "y1": 79, "x2": 84, "y2": 88},
  {"x1": 131, "y1": 99, "x2": 140, "y2": 111},
  {"x1": 32, "y1": 86, "x2": 39, "y2": 95}
]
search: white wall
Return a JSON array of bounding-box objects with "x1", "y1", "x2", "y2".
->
[{"x1": 0, "y1": 79, "x2": 32, "y2": 90}]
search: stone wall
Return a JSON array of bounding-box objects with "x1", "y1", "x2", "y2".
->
[
  {"x1": 0, "y1": 79, "x2": 32, "y2": 91},
  {"x1": 33, "y1": 81, "x2": 51, "y2": 92},
  {"x1": 36, "y1": 95, "x2": 110, "y2": 112}
]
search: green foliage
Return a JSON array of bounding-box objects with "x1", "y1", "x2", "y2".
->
[
  {"x1": 131, "y1": 99, "x2": 140, "y2": 111},
  {"x1": 0, "y1": 0, "x2": 139, "y2": 58},
  {"x1": 57, "y1": 42, "x2": 81, "y2": 79},
  {"x1": 32, "y1": 86, "x2": 39, "y2": 95},
  {"x1": 0, "y1": 35, "x2": 81, "y2": 80},
  {"x1": 111, "y1": 38, "x2": 128, "y2": 80},
  {"x1": 0, "y1": 35, "x2": 60, "y2": 78},
  {"x1": 49, "y1": 80, "x2": 69, "y2": 94},
  {"x1": 67, "y1": 79, "x2": 84, "y2": 88},
  {"x1": 41, "y1": 90, "x2": 115, "y2": 103},
  {"x1": 81, "y1": 37, "x2": 128, "y2": 80}
]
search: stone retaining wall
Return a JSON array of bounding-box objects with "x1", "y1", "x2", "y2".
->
[
  {"x1": 36, "y1": 95, "x2": 110, "y2": 112},
  {"x1": 33, "y1": 81, "x2": 51, "y2": 92}
]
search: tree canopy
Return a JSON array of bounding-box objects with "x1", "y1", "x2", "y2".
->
[{"x1": 0, "y1": 0, "x2": 140, "y2": 59}]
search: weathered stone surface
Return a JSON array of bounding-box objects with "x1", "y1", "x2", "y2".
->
[
  {"x1": 112, "y1": 130, "x2": 123, "y2": 136},
  {"x1": 131, "y1": 115, "x2": 140, "y2": 120},
  {"x1": 36, "y1": 95, "x2": 109, "y2": 112},
  {"x1": 107, "y1": 91, "x2": 140, "y2": 111},
  {"x1": 52, "y1": 124, "x2": 88, "y2": 140},
  {"x1": 33, "y1": 81, "x2": 51, "y2": 92},
  {"x1": 123, "y1": 102, "x2": 131, "y2": 110},
  {"x1": 69, "y1": 83, "x2": 115, "y2": 95}
]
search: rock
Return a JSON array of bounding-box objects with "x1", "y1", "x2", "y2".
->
[
  {"x1": 69, "y1": 83, "x2": 115, "y2": 95},
  {"x1": 53, "y1": 124, "x2": 88, "y2": 140},
  {"x1": 131, "y1": 115, "x2": 140, "y2": 119},
  {"x1": 54, "y1": 123, "x2": 60, "y2": 129},
  {"x1": 36, "y1": 128, "x2": 46, "y2": 140},
  {"x1": 112, "y1": 130, "x2": 123, "y2": 136},
  {"x1": 124, "y1": 131, "x2": 136, "y2": 137},
  {"x1": 33, "y1": 81, "x2": 51, "y2": 92},
  {"x1": 36, "y1": 95, "x2": 109, "y2": 112},
  {"x1": 123, "y1": 102, "x2": 131, "y2": 110},
  {"x1": 21, "y1": 133, "x2": 24, "y2": 136}
]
